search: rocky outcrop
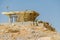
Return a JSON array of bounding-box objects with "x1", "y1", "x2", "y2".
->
[{"x1": 0, "y1": 22, "x2": 59, "y2": 40}]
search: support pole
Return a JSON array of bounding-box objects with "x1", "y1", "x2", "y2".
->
[
  {"x1": 9, "y1": 15, "x2": 13, "y2": 23},
  {"x1": 13, "y1": 15, "x2": 17, "y2": 23},
  {"x1": 14, "y1": 15, "x2": 17, "y2": 22}
]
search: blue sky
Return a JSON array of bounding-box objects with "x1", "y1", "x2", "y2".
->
[{"x1": 0, "y1": 0, "x2": 60, "y2": 32}]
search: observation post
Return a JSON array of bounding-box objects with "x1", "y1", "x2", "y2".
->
[{"x1": 2, "y1": 10, "x2": 39, "y2": 23}]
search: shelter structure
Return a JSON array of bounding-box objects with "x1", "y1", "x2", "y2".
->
[{"x1": 2, "y1": 10, "x2": 39, "y2": 23}]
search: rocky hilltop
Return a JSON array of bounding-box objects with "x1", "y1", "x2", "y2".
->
[{"x1": 0, "y1": 10, "x2": 60, "y2": 40}]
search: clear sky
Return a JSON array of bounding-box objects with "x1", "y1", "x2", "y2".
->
[{"x1": 0, "y1": 0, "x2": 60, "y2": 32}]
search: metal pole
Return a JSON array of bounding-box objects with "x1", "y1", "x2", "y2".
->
[{"x1": 9, "y1": 15, "x2": 13, "y2": 23}]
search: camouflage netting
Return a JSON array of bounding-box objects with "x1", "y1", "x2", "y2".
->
[{"x1": 16, "y1": 10, "x2": 39, "y2": 22}]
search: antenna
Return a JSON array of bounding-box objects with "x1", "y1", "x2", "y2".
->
[{"x1": 6, "y1": 6, "x2": 9, "y2": 11}]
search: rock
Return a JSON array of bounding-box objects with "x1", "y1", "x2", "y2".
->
[{"x1": 0, "y1": 22, "x2": 60, "y2": 40}]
